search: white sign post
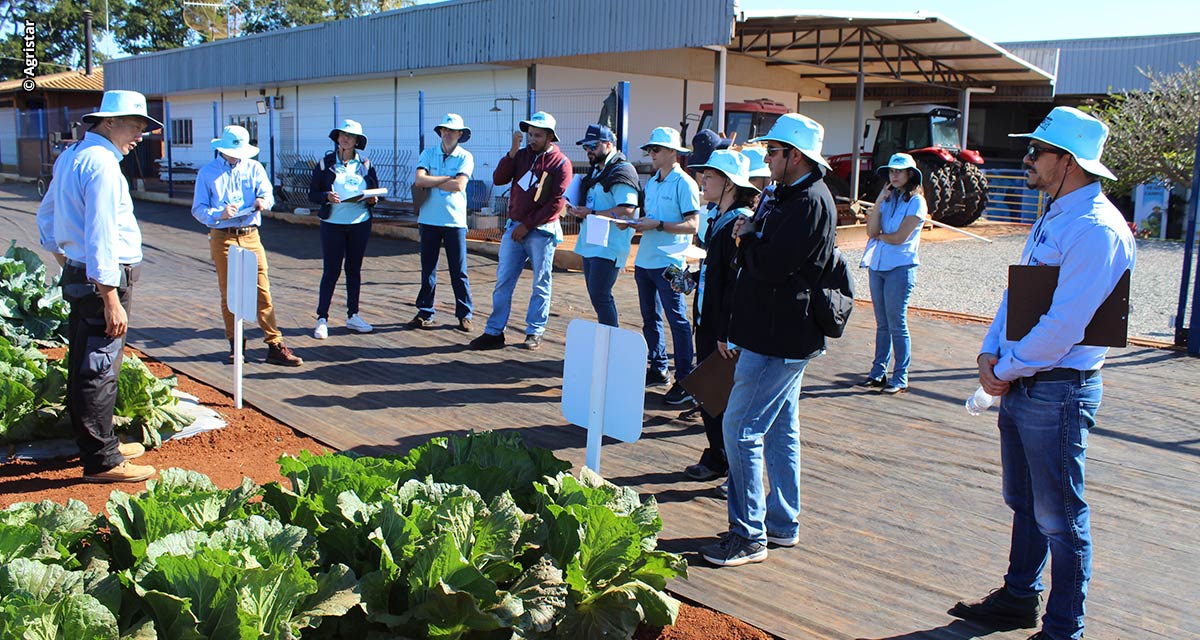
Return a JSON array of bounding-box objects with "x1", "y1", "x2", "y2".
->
[
  {"x1": 227, "y1": 246, "x2": 258, "y2": 409},
  {"x1": 561, "y1": 319, "x2": 648, "y2": 474}
]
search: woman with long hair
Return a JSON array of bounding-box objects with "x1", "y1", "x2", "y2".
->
[{"x1": 859, "y1": 153, "x2": 926, "y2": 395}]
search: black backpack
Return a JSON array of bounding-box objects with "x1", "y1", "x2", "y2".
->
[{"x1": 807, "y1": 247, "x2": 855, "y2": 338}]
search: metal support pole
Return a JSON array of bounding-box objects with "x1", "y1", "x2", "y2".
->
[
  {"x1": 212, "y1": 101, "x2": 219, "y2": 158},
  {"x1": 616, "y1": 81, "x2": 630, "y2": 157},
  {"x1": 712, "y1": 47, "x2": 727, "y2": 137},
  {"x1": 333, "y1": 95, "x2": 339, "y2": 129},
  {"x1": 958, "y1": 87, "x2": 996, "y2": 149},
  {"x1": 528, "y1": 89, "x2": 536, "y2": 118},
  {"x1": 418, "y1": 90, "x2": 425, "y2": 153},
  {"x1": 165, "y1": 100, "x2": 173, "y2": 198},
  {"x1": 267, "y1": 96, "x2": 275, "y2": 188},
  {"x1": 1176, "y1": 116, "x2": 1200, "y2": 352},
  {"x1": 849, "y1": 32, "x2": 865, "y2": 200}
]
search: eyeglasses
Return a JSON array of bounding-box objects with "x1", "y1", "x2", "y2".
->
[
  {"x1": 1026, "y1": 144, "x2": 1068, "y2": 162},
  {"x1": 581, "y1": 142, "x2": 599, "y2": 151}
]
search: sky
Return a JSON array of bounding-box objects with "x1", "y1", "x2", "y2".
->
[{"x1": 740, "y1": 0, "x2": 1200, "y2": 43}]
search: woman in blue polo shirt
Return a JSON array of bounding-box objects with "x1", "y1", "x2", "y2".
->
[
  {"x1": 859, "y1": 153, "x2": 926, "y2": 395},
  {"x1": 308, "y1": 119, "x2": 379, "y2": 339}
]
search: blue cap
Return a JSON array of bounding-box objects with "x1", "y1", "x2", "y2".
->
[
  {"x1": 576, "y1": 124, "x2": 616, "y2": 145},
  {"x1": 688, "y1": 129, "x2": 733, "y2": 168}
]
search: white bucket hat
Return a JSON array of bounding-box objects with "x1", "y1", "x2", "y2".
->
[
  {"x1": 690, "y1": 149, "x2": 759, "y2": 192},
  {"x1": 1008, "y1": 106, "x2": 1116, "y2": 180},
  {"x1": 82, "y1": 90, "x2": 163, "y2": 131},
  {"x1": 519, "y1": 111, "x2": 559, "y2": 142},
  {"x1": 329, "y1": 119, "x2": 367, "y2": 149},
  {"x1": 877, "y1": 152, "x2": 922, "y2": 184},
  {"x1": 435, "y1": 113, "x2": 472, "y2": 143},
  {"x1": 211, "y1": 125, "x2": 260, "y2": 159},
  {"x1": 750, "y1": 113, "x2": 831, "y2": 172},
  {"x1": 640, "y1": 127, "x2": 689, "y2": 153},
  {"x1": 740, "y1": 147, "x2": 772, "y2": 178}
]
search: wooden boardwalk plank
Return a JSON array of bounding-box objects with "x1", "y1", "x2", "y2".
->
[{"x1": 3, "y1": 183, "x2": 1197, "y2": 640}]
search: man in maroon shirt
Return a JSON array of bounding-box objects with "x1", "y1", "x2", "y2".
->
[{"x1": 470, "y1": 111, "x2": 573, "y2": 351}]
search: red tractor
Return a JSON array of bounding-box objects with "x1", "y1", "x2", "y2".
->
[{"x1": 827, "y1": 104, "x2": 988, "y2": 227}]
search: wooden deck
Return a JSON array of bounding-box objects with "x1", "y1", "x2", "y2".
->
[{"x1": 3, "y1": 183, "x2": 1196, "y2": 640}]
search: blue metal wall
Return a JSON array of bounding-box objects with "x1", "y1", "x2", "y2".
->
[
  {"x1": 105, "y1": 0, "x2": 737, "y2": 95},
  {"x1": 1003, "y1": 33, "x2": 1200, "y2": 95}
]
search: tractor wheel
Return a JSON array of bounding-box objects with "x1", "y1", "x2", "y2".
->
[
  {"x1": 939, "y1": 163, "x2": 989, "y2": 227},
  {"x1": 916, "y1": 158, "x2": 952, "y2": 222}
]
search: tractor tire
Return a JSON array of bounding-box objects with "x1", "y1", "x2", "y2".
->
[
  {"x1": 916, "y1": 158, "x2": 951, "y2": 222},
  {"x1": 939, "y1": 163, "x2": 989, "y2": 227}
]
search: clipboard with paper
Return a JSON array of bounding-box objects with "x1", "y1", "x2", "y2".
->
[{"x1": 1006, "y1": 265, "x2": 1130, "y2": 347}]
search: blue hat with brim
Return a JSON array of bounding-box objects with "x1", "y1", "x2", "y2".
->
[
  {"x1": 520, "y1": 111, "x2": 559, "y2": 142},
  {"x1": 750, "y1": 113, "x2": 831, "y2": 173},
  {"x1": 82, "y1": 90, "x2": 163, "y2": 131},
  {"x1": 434, "y1": 113, "x2": 472, "y2": 144},
  {"x1": 1008, "y1": 106, "x2": 1116, "y2": 180},
  {"x1": 211, "y1": 125, "x2": 260, "y2": 159},
  {"x1": 330, "y1": 119, "x2": 367, "y2": 149},
  {"x1": 876, "y1": 152, "x2": 922, "y2": 184},
  {"x1": 691, "y1": 149, "x2": 759, "y2": 192},
  {"x1": 740, "y1": 146, "x2": 771, "y2": 178}
]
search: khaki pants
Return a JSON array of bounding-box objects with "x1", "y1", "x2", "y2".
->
[{"x1": 209, "y1": 227, "x2": 282, "y2": 345}]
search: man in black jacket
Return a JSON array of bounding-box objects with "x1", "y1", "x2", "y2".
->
[{"x1": 700, "y1": 113, "x2": 836, "y2": 567}]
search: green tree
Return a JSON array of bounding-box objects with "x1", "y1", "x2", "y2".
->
[
  {"x1": 0, "y1": 0, "x2": 107, "y2": 81},
  {"x1": 109, "y1": 0, "x2": 197, "y2": 55},
  {"x1": 1085, "y1": 64, "x2": 1200, "y2": 197},
  {"x1": 234, "y1": 0, "x2": 416, "y2": 35}
]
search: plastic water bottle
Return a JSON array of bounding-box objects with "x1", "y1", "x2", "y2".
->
[{"x1": 965, "y1": 385, "x2": 998, "y2": 416}]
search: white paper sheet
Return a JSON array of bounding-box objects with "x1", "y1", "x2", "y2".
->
[
  {"x1": 584, "y1": 215, "x2": 609, "y2": 247},
  {"x1": 658, "y1": 242, "x2": 707, "y2": 260}
]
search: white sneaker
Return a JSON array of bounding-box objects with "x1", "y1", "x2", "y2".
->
[
  {"x1": 345, "y1": 314, "x2": 373, "y2": 333},
  {"x1": 313, "y1": 318, "x2": 328, "y2": 340}
]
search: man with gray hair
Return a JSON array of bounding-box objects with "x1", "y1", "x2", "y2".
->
[
  {"x1": 950, "y1": 106, "x2": 1136, "y2": 640},
  {"x1": 36, "y1": 90, "x2": 159, "y2": 483}
]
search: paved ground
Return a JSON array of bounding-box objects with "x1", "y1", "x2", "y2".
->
[{"x1": 3, "y1": 182, "x2": 1197, "y2": 640}]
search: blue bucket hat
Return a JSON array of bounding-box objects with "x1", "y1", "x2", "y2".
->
[
  {"x1": 434, "y1": 113, "x2": 471, "y2": 143},
  {"x1": 329, "y1": 119, "x2": 367, "y2": 149},
  {"x1": 876, "y1": 152, "x2": 922, "y2": 184},
  {"x1": 691, "y1": 149, "x2": 759, "y2": 192},
  {"x1": 641, "y1": 126, "x2": 689, "y2": 153},
  {"x1": 519, "y1": 111, "x2": 559, "y2": 142},
  {"x1": 82, "y1": 90, "x2": 163, "y2": 131},
  {"x1": 740, "y1": 147, "x2": 771, "y2": 178},
  {"x1": 576, "y1": 124, "x2": 616, "y2": 146},
  {"x1": 211, "y1": 125, "x2": 260, "y2": 159},
  {"x1": 688, "y1": 129, "x2": 733, "y2": 168},
  {"x1": 750, "y1": 113, "x2": 830, "y2": 172},
  {"x1": 1008, "y1": 106, "x2": 1116, "y2": 180}
]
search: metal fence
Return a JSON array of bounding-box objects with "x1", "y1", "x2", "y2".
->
[{"x1": 982, "y1": 168, "x2": 1045, "y2": 223}]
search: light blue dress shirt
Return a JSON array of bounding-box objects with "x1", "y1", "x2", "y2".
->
[
  {"x1": 36, "y1": 131, "x2": 142, "y2": 287},
  {"x1": 574, "y1": 152, "x2": 638, "y2": 264},
  {"x1": 982, "y1": 181, "x2": 1137, "y2": 380},
  {"x1": 636, "y1": 164, "x2": 700, "y2": 269},
  {"x1": 860, "y1": 192, "x2": 926, "y2": 271},
  {"x1": 417, "y1": 144, "x2": 474, "y2": 228},
  {"x1": 191, "y1": 156, "x2": 274, "y2": 229}
]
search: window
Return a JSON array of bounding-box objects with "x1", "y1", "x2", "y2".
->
[
  {"x1": 227, "y1": 115, "x2": 259, "y2": 146},
  {"x1": 170, "y1": 118, "x2": 194, "y2": 146}
]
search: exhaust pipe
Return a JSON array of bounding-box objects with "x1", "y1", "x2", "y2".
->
[{"x1": 83, "y1": 10, "x2": 93, "y2": 75}]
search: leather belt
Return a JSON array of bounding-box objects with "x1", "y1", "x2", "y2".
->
[
  {"x1": 1018, "y1": 368, "x2": 1099, "y2": 386},
  {"x1": 215, "y1": 226, "x2": 257, "y2": 236}
]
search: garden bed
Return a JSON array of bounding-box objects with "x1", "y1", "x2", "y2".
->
[{"x1": 1, "y1": 347, "x2": 775, "y2": 640}]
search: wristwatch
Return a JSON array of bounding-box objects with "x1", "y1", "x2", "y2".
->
[{"x1": 656, "y1": 219, "x2": 664, "y2": 231}]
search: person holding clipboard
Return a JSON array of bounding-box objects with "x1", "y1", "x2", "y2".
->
[{"x1": 950, "y1": 107, "x2": 1136, "y2": 640}]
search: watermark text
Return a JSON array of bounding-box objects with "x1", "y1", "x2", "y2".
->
[{"x1": 22, "y1": 20, "x2": 37, "y2": 91}]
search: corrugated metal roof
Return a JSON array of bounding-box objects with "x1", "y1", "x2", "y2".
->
[
  {"x1": 1002, "y1": 33, "x2": 1200, "y2": 95},
  {"x1": 734, "y1": 10, "x2": 1053, "y2": 90},
  {"x1": 0, "y1": 68, "x2": 104, "y2": 93},
  {"x1": 104, "y1": 0, "x2": 737, "y2": 95}
]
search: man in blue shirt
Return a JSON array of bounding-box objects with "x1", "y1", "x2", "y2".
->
[
  {"x1": 411, "y1": 113, "x2": 475, "y2": 332},
  {"x1": 36, "y1": 90, "x2": 159, "y2": 483},
  {"x1": 192, "y1": 125, "x2": 302, "y2": 367},
  {"x1": 567, "y1": 124, "x2": 639, "y2": 327},
  {"x1": 629, "y1": 127, "x2": 700, "y2": 405},
  {"x1": 950, "y1": 107, "x2": 1136, "y2": 640}
]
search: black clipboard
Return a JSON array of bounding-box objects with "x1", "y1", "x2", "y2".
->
[
  {"x1": 679, "y1": 351, "x2": 740, "y2": 415},
  {"x1": 1006, "y1": 266, "x2": 1130, "y2": 347}
]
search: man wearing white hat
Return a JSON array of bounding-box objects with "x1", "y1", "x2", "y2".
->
[
  {"x1": 950, "y1": 106, "x2": 1135, "y2": 640},
  {"x1": 410, "y1": 113, "x2": 475, "y2": 332},
  {"x1": 470, "y1": 111, "x2": 573, "y2": 351},
  {"x1": 631, "y1": 126, "x2": 700, "y2": 405},
  {"x1": 700, "y1": 113, "x2": 836, "y2": 567},
  {"x1": 192, "y1": 125, "x2": 302, "y2": 367},
  {"x1": 36, "y1": 89, "x2": 160, "y2": 483}
]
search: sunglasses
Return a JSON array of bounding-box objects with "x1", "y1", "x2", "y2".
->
[
  {"x1": 1026, "y1": 144, "x2": 1068, "y2": 162},
  {"x1": 765, "y1": 146, "x2": 790, "y2": 156},
  {"x1": 581, "y1": 142, "x2": 600, "y2": 151},
  {"x1": 645, "y1": 145, "x2": 664, "y2": 154}
]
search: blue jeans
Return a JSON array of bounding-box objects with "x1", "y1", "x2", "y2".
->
[
  {"x1": 722, "y1": 349, "x2": 810, "y2": 544},
  {"x1": 634, "y1": 266, "x2": 694, "y2": 378},
  {"x1": 998, "y1": 373, "x2": 1102, "y2": 640},
  {"x1": 484, "y1": 222, "x2": 555, "y2": 337},
  {"x1": 317, "y1": 219, "x2": 372, "y2": 319},
  {"x1": 868, "y1": 265, "x2": 916, "y2": 387},
  {"x1": 582, "y1": 257, "x2": 620, "y2": 327},
  {"x1": 416, "y1": 224, "x2": 473, "y2": 320}
]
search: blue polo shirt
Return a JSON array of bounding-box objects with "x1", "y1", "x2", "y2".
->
[
  {"x1": 417, "y1": 144, "x2": 474, "y2": 228},
  {"x1": 636, "y1": 164, "x2": 700, "y2": 269},
  {"x1": 574, "y1": 153, "x2": 639, "y2": 264},
  {"x1": 327, "y1": 156, "x2": 371, "y2": 225}
]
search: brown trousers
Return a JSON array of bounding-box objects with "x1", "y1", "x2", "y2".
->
[{"x1": 208, "y1": 227, "x2": 282, "y2": 345}]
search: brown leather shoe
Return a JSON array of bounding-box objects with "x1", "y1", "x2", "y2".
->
[
  {"x1": 265, "y1": 342, "x2": 303, "y2": 366},
  {"x1": 118, "y1": 442, "x2": 145, "y2": 460},
  {"x1": 84, "y1": 461, "x2": 156, "y2": 484}
]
